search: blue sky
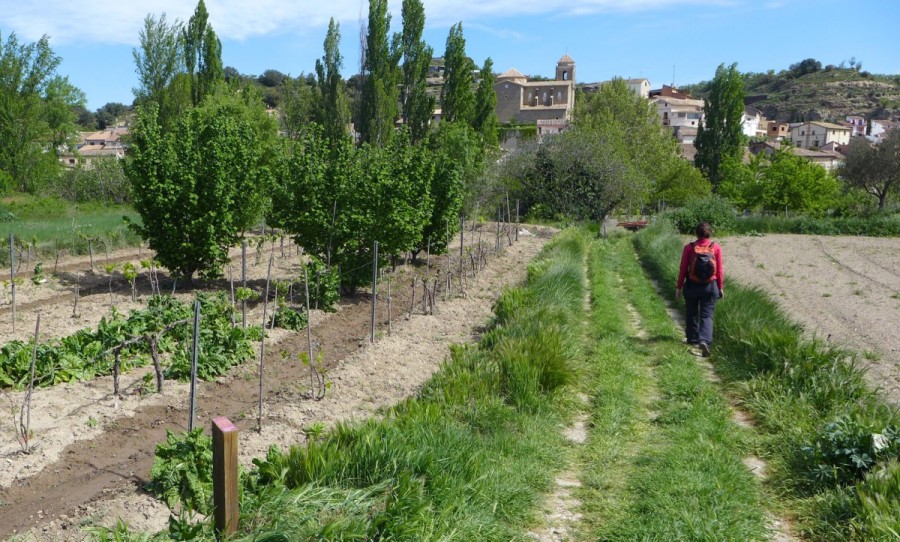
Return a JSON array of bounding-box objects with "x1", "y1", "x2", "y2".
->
[{"x1": 1, "y1": 0, "x2": 897, "y2": 110}]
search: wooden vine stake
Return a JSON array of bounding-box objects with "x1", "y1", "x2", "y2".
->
[
  {"x1": 9, "y1": 234, "x2": 15, "y2": 334},
  {"x1": 19, "y1": 313, "x2": 39, "y2": 453},
  {"x1": 387, "y1": 276, "x2": 392, "y2": 336},
  {"x1": 188, "y1": 300, "x2": 201, "y2": 432},
  {"x1": 212, "y1": 416, "x2": 239, "y2": 538},
  {"x1": 459, "y1": 216, "x2": 464, "y2": 284},
  {"x1": 257, "y1": 254, "x2": 274, "y2": 432},
  {"x1": 228, "y1": 265, "x2": 236, "y2": 328},
  {"x1": 241, "y1": 240, "x2": 248, "y2": 328},
  {"x1": 516, "y1": 200, "x2": 520, "y2": 242},
  {"x1": 303, "y1": 267, "x2": 318, "y2": 397},
  {"x1": 370, "y1": 241, "x2": 378, "y2": 344},
  {"x1": 496, "y1": 207, "x2": 501, "y2": 251}
]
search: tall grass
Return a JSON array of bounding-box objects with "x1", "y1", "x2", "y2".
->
[
  {"x1": 634, "y1": 219, "x2": 900, "y2": 540},
  {"x1": 101, "y1": 229, "x2": 590, "y2": 541},
  {"x1": 0, "y1": 195, "x2": 142, "y2": 266},
  {"x1": 578, "y1": 236, "x2": 767, "y2": 541}
]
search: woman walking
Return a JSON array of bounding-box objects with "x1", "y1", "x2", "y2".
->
[{"x1": 675, "y1": 222, "x2": 724, "y2": 356}]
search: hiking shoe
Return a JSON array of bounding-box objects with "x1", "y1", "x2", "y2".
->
[
  {"x1": 699, "y1": 342, "x2": 710, "y2": 357},
  {"x1": 683, "y1": 338, "x2": 698, "y2": 345}
]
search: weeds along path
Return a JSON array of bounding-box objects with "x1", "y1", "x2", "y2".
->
[
  {"x1": 575, "y1": 236, "x2": 774, "y2": 541},
  {"x1": 1, "y1": 228, "x2": 554, "y2": 541},
  {"x1": 526, "y1": 248, "x2": 593, "y2": 542}
]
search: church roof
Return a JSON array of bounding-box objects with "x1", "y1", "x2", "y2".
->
[
  {"x1": 498, "y1": 68, "x2": 527, "y2": 79},
  {"x1": 558, "y1": 54, "x2": 574, "y2": 64}
]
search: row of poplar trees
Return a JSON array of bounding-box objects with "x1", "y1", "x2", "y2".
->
[{"x1": 125, "y1": 0, "x2": 499, "y2": 291}]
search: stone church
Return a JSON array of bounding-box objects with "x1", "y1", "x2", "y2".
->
[{"x1": 494, "y1": 55, "x2": 575, "y2": 124}]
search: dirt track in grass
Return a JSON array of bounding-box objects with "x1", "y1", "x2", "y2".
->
[
  {"x1": 0, "y1": 224, "x2": 553, "y2": 541},
  {"x1": 719, "y1": 234, "x2": 900, "y2": 404}
]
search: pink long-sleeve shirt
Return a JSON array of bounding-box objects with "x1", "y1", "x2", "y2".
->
[{"x1": 676, "y1": 238, "x2": 724, "y2": 290}]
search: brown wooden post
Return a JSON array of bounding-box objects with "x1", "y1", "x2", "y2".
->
[{"x1": 212, "y1": 416, "x2": 239, "y2": 538}]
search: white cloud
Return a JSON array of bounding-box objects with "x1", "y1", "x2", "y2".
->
[{"x1": 0, "y1": 0, "x2": 740, "y2": 45}]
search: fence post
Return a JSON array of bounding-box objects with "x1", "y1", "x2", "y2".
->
[
  {"x1": 370, "y1": 241, "x2": 378, "y2": 344},
  {"x1": 241, "y1": 240, "x2": 247, "y2": 329},
  {"x1": 212, "y1": 416, "x2": 239, "y2": 538},
  {"x1": 459, "y1": 216, "x2": 464, "y2": 280},
  {"x1": 9, "y1": 234, "x2": 15, "y2": 334},
  {"x1": 258, "y1": 254, "x2": 274, "y2": 432},
  {"x1": 188, "y1": 300, "x2": 201, "y2": 431},
  {"x1": 515, "y1": 200, "x2": 520, "y2": 242}
]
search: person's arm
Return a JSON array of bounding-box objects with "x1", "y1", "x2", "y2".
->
[
  {"x1": 675, "y1": 244, "x2": 690, "y2": 298},
  {"x1": 715, "y1": 243, "x2": 724, "y2": 297}
]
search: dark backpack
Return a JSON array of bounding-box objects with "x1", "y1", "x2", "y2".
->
[{"x1": 688, "y1": 242, "x2": 717, "y2": 284}]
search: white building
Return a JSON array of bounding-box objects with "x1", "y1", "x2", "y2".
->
[
  {"x1": 741, "y1": 107, "x2": 764, "y2": 138},
  {"x1": 788, "y1": 121, "x2": 851, "y2": 149},
  {"x1": 651, "y1": 96, "x2": 705, "y2": 128},
  {"x1": 625, "y1": 78, "x2": 651, "y2": 99}
]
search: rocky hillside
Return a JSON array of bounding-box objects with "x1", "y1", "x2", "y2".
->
[{"x1": 683, "y1": 60, "x2": 900, "y2": 123}]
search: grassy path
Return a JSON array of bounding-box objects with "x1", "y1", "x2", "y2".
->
[{"x1": 572, "y1": 236, "x2": 772, "y2": 541}]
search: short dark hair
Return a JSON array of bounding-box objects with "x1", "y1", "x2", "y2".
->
[{"x1": 695, "y1": 222, "x2": 712, "y2": 239}]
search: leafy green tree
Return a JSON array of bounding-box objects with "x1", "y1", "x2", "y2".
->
[
  {"x1": 508, "y1": 126, "x2": 641, "y2": 227},
  {"x1": 94, "y1": 102, "x2": 129, "y2": 129},
  {"x1": 576, "y1": 78, "x2": 680, "y2": 211},
  {"x1": 366, "y1": 129, "x2": 431, "y2": 257},
  {"x1": 473, "y1": 58, "x2": 498, "y2": 146},
  {"x1": 694, "y1": 63, "x2": 745, "y2": 191},
  {"x1": 440, "y1": 23, "x2": 474, "y2": 125},
  {"x1": 125, "y1": 95, "x2": 276, "y2": 283},
  {"x1": 416, "y1": 122, "x2": 476, "y2": 257},
  {"x1": 0, "y1": 31, "x2": 82, "y2": 193},
  {"x1": 315, "y1": 18, "x2": 351, "y2": 144},
  {"x1": 132, "y1": 13, "x2": 183, "y2": 127},
  {"x1": 839, "y1": 129, "x2": 900, "y2": 209},
  {"x1": 182, "y1": 0, "x2": 223, "y2": 106},
  {"x1": 273, "y1": 129, "x2": 375, "y2": 292},
  {"x1": 398, "y1": 0, "x2": 434, "y2": 143},
  {"x1": 359, "y1": 0, "x2": 400, "y2": 147},
  {"x1": 720, "y1": 146, "x2": 841, "y2": 215},
  {"x1": 280, "y1": 75, "x2": 316, "y2": 139},
  {"x1": 651, "y1": 159, "x2": 712, "y2": 208},
  {"x1": 53, "y1": 156, "x2": 131, "y2": 203},
  {"x1": 759, "y1": 146, "x2": 840, "y2": 215},
  {"x1": 257, "y1": 69, "x2": 287, "y2": 88}
]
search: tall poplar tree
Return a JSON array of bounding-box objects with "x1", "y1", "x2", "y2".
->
[
  {"x1": 440, "y1": 23, "x2": 474, "y2": 125},
  {"x1": 359, "y1": 0, "x2": 399, "y2": 147},
  {"x1": 182, "y1": 0, "x2": 223, "y2": 106},
  {"x1": 315, "y1": 18, "x2": 351, "y2": 144},
  {"x1": 694, "y1": 62, "x2": 745, "y2": 191},
  {"x1": 132, "y1": 14, "x2": 183, "y2": 128},
  {"x1": 398, "y1": 0, "x2": 434, "y2": 143},
  {"x1": 473, "y1": 57, "x2": 498, "y2": 146}
]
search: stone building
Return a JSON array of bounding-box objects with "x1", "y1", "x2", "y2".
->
[{"x1": 494, "y1": 55, "x2": 576, "y2": 124}]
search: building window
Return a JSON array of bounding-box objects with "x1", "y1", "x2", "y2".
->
[
  {"x1": 528, "y1": 92, "x2": 532, "y2": 100},
  {"x1": 542, "y1": 92, "x2": 547, "y2": 101},
  {"x1": 557, "y1": 91, "x2": 562, "y2": 100},
  {"x1": 504, "y1": 83, "x2": 509, "y2": 89},
  {"x1": 562, "y1": 70, "x2": 568, "y2": 81},
  {"x1": 677, "y1": 112, "x2": 686, "y2": 118}
]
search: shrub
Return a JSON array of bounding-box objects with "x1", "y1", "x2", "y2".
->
[
  {"x1": 800, "y1": 416, "x2": 900, "y2": 488},
  {"x1": 664, "y1": 196, "x2": 737, "y2": 234},
  {"x1": 147, "y1": 429, "x2": 214, "y2": 515}
]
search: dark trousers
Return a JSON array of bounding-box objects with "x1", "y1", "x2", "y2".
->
[{"x1": 684, "y1": 281, "x2": 719, "y2": 345}]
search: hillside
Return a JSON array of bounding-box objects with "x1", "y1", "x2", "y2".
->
[{"x1": 683, "y1": 60, "x2": 900, "y2": 123}]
